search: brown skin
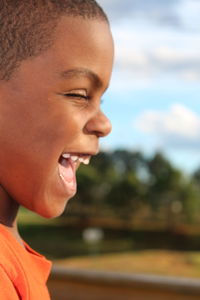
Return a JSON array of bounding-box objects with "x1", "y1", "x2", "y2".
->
[{"x1": 0, "y1": 16, "x2": 114, "y2": 241}]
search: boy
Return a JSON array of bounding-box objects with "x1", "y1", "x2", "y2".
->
[{"x1": 0, "y1": 0, "x2": 114, "y2": 299}]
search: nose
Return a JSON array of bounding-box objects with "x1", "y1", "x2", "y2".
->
[{"x1": 85, "y1": 109, "x2": 112, "y2": 138}]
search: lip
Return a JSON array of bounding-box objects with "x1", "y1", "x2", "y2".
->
[
  {"x1": 61, "y1": 150, "x2": 99, "y2": 157},
  {"x1": 55, "y1": 149, "x2": 98, "y2": 199}
]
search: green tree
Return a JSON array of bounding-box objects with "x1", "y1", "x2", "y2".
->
[{"x1": 146, "y1": 152, "x2": 183, "y2": 213}]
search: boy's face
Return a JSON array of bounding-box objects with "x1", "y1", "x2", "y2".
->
[{"x1": 0, "y1": 17, "x2": 113, "y2": 218}]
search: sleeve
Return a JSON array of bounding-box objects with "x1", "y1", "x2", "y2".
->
[{"x1": 0, "y1": 266, "x2": 20, "y2": 300}]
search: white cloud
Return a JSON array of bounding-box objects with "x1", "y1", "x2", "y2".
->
[
  {"x1": 177, "y1": 0, "x2": 200, "y2": 31},
  {"x1": 98, "y1": 0, "x2": 181, "y2": 28},
  {"x1": 116, "y1": 48, "x2": 148, "y2": 69},
  {"x1": 135, "y1": 104, "x2": 200, "y2": 149},
  {"x1": 106, "y1": 0, "x2": 200, "y2": 87},
  {"x1": 153, "y1": 46, "x2": 199, "y2": 66},
  {"x1": 113, "y1": 24, "x2": 200, "y2": 81},
  {"x1": 181, "y1": 70, "x2": 200, "y2": 82}
]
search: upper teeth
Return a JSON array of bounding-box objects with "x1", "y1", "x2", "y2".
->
[{"x1": 62, "y1": 153, "x2": 90, "y2": 165}]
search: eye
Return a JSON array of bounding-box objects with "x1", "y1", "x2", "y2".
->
[
  {"x1": 64, "y1": 89, "x2": 90, "y2": 100},
  {"x1": 66, "y1": 93, "x2": 89, "y2": 100}
]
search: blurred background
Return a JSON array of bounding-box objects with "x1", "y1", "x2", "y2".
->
[{"x1": 19, "y1": 0, "x2": 200, "y2": 283}]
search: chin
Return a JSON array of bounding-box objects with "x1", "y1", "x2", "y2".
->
[{"x1": 31, "y1": 195, "x2": 73, "y2": 219}]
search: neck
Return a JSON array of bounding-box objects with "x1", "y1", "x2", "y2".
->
[{"x1": 0, "y1": 185, "x2": 21, "y2": 240}]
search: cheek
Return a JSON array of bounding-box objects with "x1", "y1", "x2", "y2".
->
[
  {"x1": 50, "y1": 107, "x2": 87, "y2": 145},
  {"x1": 0, "y1": 93, "x2": 83, "y2": 171}
]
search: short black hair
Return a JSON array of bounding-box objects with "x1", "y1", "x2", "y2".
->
[{"x1": 0, "y1": 0, "x2": 108, "y2": 80}]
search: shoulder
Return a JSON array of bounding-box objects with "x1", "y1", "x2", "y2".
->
[
  {"x1": 0, "y1": 233, "x2": 19, "y2": 279},
  {"x1": 0, "y1": 231, "x2": 30, "y2": 297},
  {"x1": 0, "y1": 265, "x2": 20, "y2": 299}
]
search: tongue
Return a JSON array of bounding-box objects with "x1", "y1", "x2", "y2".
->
[{"x1": 59, "y1": 158, "x2": 74, "y2": 183}]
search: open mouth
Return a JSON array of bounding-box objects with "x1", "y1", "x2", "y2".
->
[{"x1": 58, "y1": 153, "x2": 91, "y2": 193}]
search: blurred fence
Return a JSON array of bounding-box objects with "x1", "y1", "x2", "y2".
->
[{"x1": 48, "y1": 266, "x2": 200, "y2": 300}]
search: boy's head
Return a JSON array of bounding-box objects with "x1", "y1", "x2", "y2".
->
[{"x1": 0, "y1": 0, "x2": 113, "y2": 218}]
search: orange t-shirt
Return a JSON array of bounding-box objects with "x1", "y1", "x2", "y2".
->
[{"x1": 0, "y1": 224, "x2": 52, "y2": 299}]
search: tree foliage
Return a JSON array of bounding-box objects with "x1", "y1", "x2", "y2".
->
[{"x1": 65, "y1": 150, "x2": 200, "y2": 225}]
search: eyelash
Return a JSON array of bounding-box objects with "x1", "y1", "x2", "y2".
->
[
  {"x1": 62, "y1": 93, "x2": 104, "y2": 106},
  {"x1": 65, "y1": 93, "x2": 90, "y2": 101}
]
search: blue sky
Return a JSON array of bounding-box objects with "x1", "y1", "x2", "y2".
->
[{"x1": 97, "y1": 0, "x2": 200, "y2": 173}]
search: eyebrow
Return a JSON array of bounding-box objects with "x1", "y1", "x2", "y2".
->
[{"x1": 60, "y1": 68, "x2": 104, "y2": 90}]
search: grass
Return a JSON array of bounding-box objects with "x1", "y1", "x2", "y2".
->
[
  {"x1": 18, "y1": 207, "x2": 56, "y2": 225},
  {"x1": 54, "y1": 250, "x2": 200, "y2": 279},
  {"x1": 18, "y1": 208, "x2": 200, "y2": 278}
]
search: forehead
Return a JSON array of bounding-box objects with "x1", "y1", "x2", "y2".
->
[
  {"x1": 3, "y1": 16, "x2": 114, "y2": 92},
  {"x1": 49, "y1": 16, "x2": 114, "y2": 82},
  {"x1": 53, "y1": 16, "x2": 113, "y2": 49}
]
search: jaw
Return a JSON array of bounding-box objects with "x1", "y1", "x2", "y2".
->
[{"x1": 29, "y1": 153, "x2": 92, "y2": 219}]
